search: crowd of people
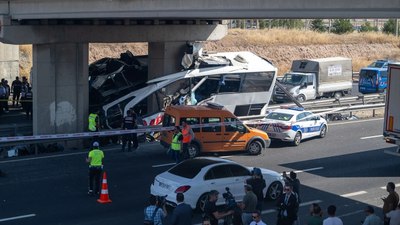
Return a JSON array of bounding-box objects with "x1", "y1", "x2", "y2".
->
[
  {"x1": 0, "y1": 76, "x2": 32, "y2": 118},
  {"x1": 142, "y1": 174, "x2": 400, "y2": 225}
]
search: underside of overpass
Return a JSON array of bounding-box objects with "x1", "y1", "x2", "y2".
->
[{"x1": 0, "y1": 0, "x2": 399, "y2": 141}]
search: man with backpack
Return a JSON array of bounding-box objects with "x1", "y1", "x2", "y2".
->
[{"x1": 144, "y1": 195, "x2": 167, "y2": 225}]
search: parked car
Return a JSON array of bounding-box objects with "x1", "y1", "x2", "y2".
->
[
  {"x1": 150, "y1": 157, "x2": 284, "y2": 210},
  {"x1": 247, "y1": 107, "x2": 328, "y2": 146}
]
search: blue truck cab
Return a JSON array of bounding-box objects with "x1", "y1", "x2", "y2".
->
[{"x1": 358, "y1": 60, "x2": 391, "y2": 94}]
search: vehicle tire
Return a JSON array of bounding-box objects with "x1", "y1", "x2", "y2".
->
[
  {"x1": 319, "y1": 125, "x2": 327, "y2": 138},
  {"x1": 293, "y1": 132, "x2": 302, "y2": 146},
  {"x1": 334, "y1": 92, "x2": 342, "y2": 99},
  {"x1": 196, "y1": 193, "x2": 209, "y2": 212},
  {"x1": 296, "y1": 94, "x2": 306, "y2": 102},
  {"x1": 265, "y1": 181, "x2": 283, "y2": 201},
  {"x1": 247, "y1": 140, "x2": 263, "y2": 155},
  {"x1": 188, "y1": 142, "x2": 200, "y2": 158}
]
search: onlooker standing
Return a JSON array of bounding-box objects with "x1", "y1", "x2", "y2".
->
[
  {"x1": 3, "y1": 80, "x2": 10, "y2": 112},
  {"x1": 383, "y1": 182, "x2": 400, "y2": 225},
  {"x1": 322, "y1": 205, "x2": 343, "y2": 225},
  {"x1": 23, "y1": 87, "x2": 33, "y2": 119},
  {"x1": 170, "y1": 193, "x2": 193, "y2": 225},
  {"x1": 144, "y1": 195, "x2": 168, "y2": 225},
  {"x1": 277, "y1": 184, "x2": 299, "y2": 225},
  {"x1": 246, "y1": 168, "x2": 266, "y2": 212},
  {"x1": 306, "y1": 203, "x2": 323, "y2": 225},
  {"x1": 290, "y1": 171, "x2": 301, "y2": 202},
  {"x1": 121, "y1": 109, "x2": 138, "y2": 152},
  {"x1": 181, "y1": 120, "x2": 193, "y2": 159},
  {"x1": 170, "y1": 126, "x2": 183, "y2": 164},
  {"x1": 386, "y1": 203, "x2": 400, "y2": 225},
  {"x1": 86, "y1": 142, "x2": 104, "y2": 196},
  {"x1": 250, "y1": 210, "x2": 267, "y2": 225},
  {"x1": 0, "y1": 81, "x2": 6, "y2": 114},
  {"x1": 204, "y1": 190, "x2": 234, "y2": 225},
  {"x1": 11, "y1": 76, "x2": 22, "y2": 107},
  {"x1": 240, "y1": 184, "x2": 258, "y2": 225},
  {"x1": 362, "y1": 205, "x2": 382, "y2": 225}
]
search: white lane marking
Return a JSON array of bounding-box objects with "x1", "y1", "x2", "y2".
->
[
  {"x1": 0, "y1": 214, "x2": 36, "y2": 222},
  {"x1": 329, "y1": 118, "x2": 383, "y2": 126},
  {"x1": 0, "y1": 147, "x2": 121, "y2": 164},
  {"x1": 338, "y1": 210, "x2": 364, "y2": 218},
  {"x1": 340, "y1": 191, "x2": 367, "y2": 197},
  {"x1": 280, "y1": 167, "x2": 324, "y2": 176},
  {"x1": 381, "y1": 183, "x2": 400, "y2": 189},
  {"x1": 152, "y1": 163, "x2": 176, "y2": 168},
  {"x1": 262, "y1": 200, "x2": 323, "y2": 214},
  {"x1": 360, "y1": 135, "x2": 383, "y2": 140}
]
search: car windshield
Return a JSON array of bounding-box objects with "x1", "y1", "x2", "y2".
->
[
  {"x1": 280, "y1": 74, "x2": 306, "y2": 85},
  {"x1": 168, "y1": 158, "x2": 221, "y2": 179},
  {"x1": 265, "y1": 112, "x2": 293, "y2": 121}
]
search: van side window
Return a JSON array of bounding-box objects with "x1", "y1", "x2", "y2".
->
[
  {"x1": 218, "y1": 74, "x2": 240, "y2": 93},
  {"x1": 162, "y1": 114, "x2": 175, "y2": 127},
  {"x1": 181, "y1": 117, "x2": 200, "y2": 132},
  {"x1": 224, "y1": 118, "x2": 247, "y2": 133},
  {"x1": 201, "y1": 117, "x2": 221, "y2": 132},
  {"x1": 307, "y1": 75, "x2": 313, "y2": 85}
]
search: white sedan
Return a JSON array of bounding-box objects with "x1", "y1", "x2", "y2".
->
[
  {"x1": 150, "y1": 157, "x2": 285, "y2": 210},
  {"x1": 249, "y1": 107, "x2": 328, "y2": 146}
]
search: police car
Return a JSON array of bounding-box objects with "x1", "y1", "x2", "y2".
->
[{"x1": 252, "y1": 107, "x2": 327, "y2": 146}]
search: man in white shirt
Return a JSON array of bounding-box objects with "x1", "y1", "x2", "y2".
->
[
  {"x1": 250, "y1": 211, "x2": 267, "y2": 225},
  {"x1": 386, "y1": 203, "x2": 400, "y2": 225},
  {"x1": 323, "y1": 205, "x2": 343, "y2": 225}
]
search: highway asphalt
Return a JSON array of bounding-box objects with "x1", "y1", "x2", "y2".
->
[{"x1": 0, "y1": 117, "x2": 399, "y2": 225}]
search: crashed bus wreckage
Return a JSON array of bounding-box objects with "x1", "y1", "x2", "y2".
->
[{"x1": 89, "y1": 48, "x2": 278, "y2": 136}]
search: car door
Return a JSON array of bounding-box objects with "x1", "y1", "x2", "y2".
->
[
  {"x1": 226, "y1": 164, "x2": 252, "y2": 202},
  {"x1": 203, "y1": 165, "x2": 238, "y2": 206},
  {"x1": 302, "y1": 112, "x2": 321, "y2": 138},
  {"x1": 300, "y1": 75, "x2": 316, "y2": 100},
  {"x1": 200, "y1": 117, "x2": 223, "y2": 151},
  {"x1": 222, "y1": 117, "x2": 248, "y2": 151},
  {"x1": 295, "y1": 112, "x2": 312, "y2": 139}
]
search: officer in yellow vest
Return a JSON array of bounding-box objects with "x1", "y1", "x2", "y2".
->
[
  {"x1": 170, "y1": 126, "x2": 183, "y2": 164},
  {"x1": 86, "y1": 141, "x2": 104, "y2": 196},
  {"x1": 88, "y1": 111, "x2": 100, "y2": 132}
]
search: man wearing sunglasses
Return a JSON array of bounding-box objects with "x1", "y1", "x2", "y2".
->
[
  {"x1": 276, "y1": 184, "x2": 299, "y2": 225},
  {"x1": 250, "y1": 211, "x2": 266, "y2": 225}
]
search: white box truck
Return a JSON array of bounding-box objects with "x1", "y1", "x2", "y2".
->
[
  {"x1": 383, "y1": 63, "x2": 400, "y2": 154},
  {"x1": 273, "y1": 57, "x2": 353, "y2": 102}
]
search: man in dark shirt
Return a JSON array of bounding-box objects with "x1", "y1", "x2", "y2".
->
[
  {"x1": 246, "y1": 167, "x2": 266, "y2": 212},
  {"x1": 203, "y1": 190, "x2": 233, "y2": 225},
  {"x1": 11, "y1": 76, "x2": 22, "y2": 107},
  {"x1": 121, "y1": 110, "x2": 138, "y2": 152}
]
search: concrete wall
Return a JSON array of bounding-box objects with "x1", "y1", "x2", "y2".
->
[{"x1": 0, "y1": 43, "x2": 19, "y2": 82}]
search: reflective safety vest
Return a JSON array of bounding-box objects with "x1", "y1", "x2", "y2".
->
[
  {"x1": 171, "y1": 133, "x2": 182, "y2": 151},
  {"x1": 88, "y1": 148, "x2": 104, "y2": 166},
  {"x1": 88, "y1": 113, "x2": 98, "y2": 131}
]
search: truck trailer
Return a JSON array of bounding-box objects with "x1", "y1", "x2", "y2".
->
[
  {"x1": 273, "y1": 57, "x2": 353, "y2": 102},
  {"x1": 383, "y1": 62, "x2": 400, "y2": 154}
]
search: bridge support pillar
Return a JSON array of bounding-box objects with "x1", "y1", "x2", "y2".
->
[
  {"x1": 32, "y1": 43, "x2": 88, "y2": 145},
  {"x1": 147, "y1": 41, "x2": 187, "y2": 113}
]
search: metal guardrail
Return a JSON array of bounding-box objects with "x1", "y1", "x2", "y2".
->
[{"x1": 239, "y1": 93, "x2": 386, "y2": 121}]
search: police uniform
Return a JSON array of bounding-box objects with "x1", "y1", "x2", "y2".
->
[
  {"x1": 170, "y1": 130, "x2": 182, "y2": 163},
  {"x1": 121, "y1": 112, "x2": 138, "y2": 152},
  {"x1": 87, "y1": 142, "x2": 104, "y2": 195},
  {"x1": 88, "y1": 113, "x2": 99, "y2": 132}
]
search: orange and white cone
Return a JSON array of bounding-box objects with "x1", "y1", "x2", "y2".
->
[{"x1": 97, "y1": 172, "x2": 112, "y2": 204}]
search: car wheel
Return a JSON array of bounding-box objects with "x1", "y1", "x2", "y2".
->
[
  {"x1": 297, "y1": 94, "x2": 306, "y2": 102},
  {"x1": 196, "y1": 193, "x2": 209, "y2": 212},
  {"x1": 247, "y1": 140, "x2": 262, "y2": 155},
  {"x1": 334, "y1": 92, "x2": 342, "y2": 99},
  {"x1": 265, "y1": 181, "x2": 283, "y2": 201},
  {"x1": 319, "y1": 125, "x2": 327, "y2": 138},
  {"x1": 293, "y1": 132, "x2": 302, "y2": 146},
  {"x1": 188, "y1": 143, "x2": 200, "y2": 158}
]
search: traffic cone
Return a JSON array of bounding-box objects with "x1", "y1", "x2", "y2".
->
[{"x1": 97, "y1": 172, "x2": 112, "y2": 204}]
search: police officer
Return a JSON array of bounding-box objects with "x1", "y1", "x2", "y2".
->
[
  {"x1": 121, "y1": 109, "x2": 138, "y2": 152},
  {"x1": 170, "y1": 126, "x2": 183, "y2": 164},
  {"x1": 86, "y1": 142, "x2": 104, "y2": 196},
  {"x1": 88, "y1": 110, "x2": 100, "y2": 132}
]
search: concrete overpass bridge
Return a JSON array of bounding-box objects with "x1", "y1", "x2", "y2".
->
[{"x1": 0, "y1": 0, "x2": 398, "y2": 144}]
